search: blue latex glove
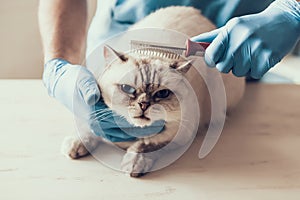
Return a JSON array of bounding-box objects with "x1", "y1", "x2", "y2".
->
[
  {"x1": 191, "y1": 0, "x2": 300, "y2": 79},
  {"x1": 43, "y1": 58, "x2": 164, "y2": 142},
  {"x1": 90, "y1": 99, "x2": 165, "y2": 142}
]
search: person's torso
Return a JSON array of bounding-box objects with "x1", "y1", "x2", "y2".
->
[{"x1": 87, "y1": 0, "x2": 273, "y2": 55}]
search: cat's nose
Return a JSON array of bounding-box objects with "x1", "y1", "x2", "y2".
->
[{"x1": 138, "y1": 101, "x2": 150, "y2": 111}]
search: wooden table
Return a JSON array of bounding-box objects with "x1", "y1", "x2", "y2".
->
[{"x1": 1, "y1": 80, "x2": 300, "y2": 200}]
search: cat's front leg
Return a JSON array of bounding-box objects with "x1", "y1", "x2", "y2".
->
[
  {"x1": 121, "y1": 123, "x2": 178, "y2": 177},
  {"x1": 121, "y1": 140, "x2": 166, "y2": 178},
  {"x1": 61, "y1": 118, "x2": 102, "y2": 159},
  {"x1": 121, "y1": 150, "x2": 158, "y2": 178},
  {"x1": 61, "y1": 135, "x2": 100, "y2": 159}
]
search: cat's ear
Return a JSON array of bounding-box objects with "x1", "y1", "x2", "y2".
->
[
  {"x1": 103, "y1": 45, "x2": 128, "y2": 65},
  {"x1": 170, "y1": 60, "x2": 193, "y2": 73}
]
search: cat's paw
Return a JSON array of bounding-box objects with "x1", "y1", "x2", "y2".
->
[
  {"x1": 121, "y1": 152, "x2": 155, "y2": 178},
  {"x1": 61, "y1": 136, "x2": 90, "y2": 159}
]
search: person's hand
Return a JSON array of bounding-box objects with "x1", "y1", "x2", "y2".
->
[
  {"x1": 43, "y1": 58, "x2": 164, "y2": 142},
  {"x1": 191, "y1": 0, "x2": 300, "y2": 79},
  {"x1": 43, "y1": 58, "x2": 100, "y2": 111},
  {"x1": 90, "y1": 99, "x2": 165, "y2": 142}
]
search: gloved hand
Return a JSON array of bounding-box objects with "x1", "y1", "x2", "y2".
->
[
  {"x1": 43, "y1": 58, "x2": 164, "y2": 142},
  {"x1": 90, "y1": 99, "x2": 165, "y2": 142},
  {"x1": 191, "y1": 0, "x2": 300, "y2": 79}
]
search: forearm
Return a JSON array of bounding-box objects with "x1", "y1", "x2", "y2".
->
[{"x1": 38, "y1": 0, "x2": 87, "y2": 64}]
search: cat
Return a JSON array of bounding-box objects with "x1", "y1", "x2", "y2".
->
[{"x1": 61, "y1": 6, "x2": 245, "y2": 177}]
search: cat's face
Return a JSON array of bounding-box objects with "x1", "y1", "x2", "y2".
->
[{"x1": 98, "y1": 45, "x2": 192, "y2": 127}]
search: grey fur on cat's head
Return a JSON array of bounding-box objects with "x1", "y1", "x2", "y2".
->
[{"x1": 98, "y1": 45, "x2": 193, "y2": 128}]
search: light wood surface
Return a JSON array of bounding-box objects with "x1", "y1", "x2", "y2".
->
[{"x1": 1, "y1": 80, "x2": 300, "y2": 200}]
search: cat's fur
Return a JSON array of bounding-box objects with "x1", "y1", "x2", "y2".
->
[{"x1": 62, "y1": 6, "x2": 245, "y2": 177}]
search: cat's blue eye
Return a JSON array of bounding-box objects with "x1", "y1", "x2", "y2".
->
[
  {"x1": 154, "y1": 89, "x2": 171, "y2": 99},
  {"x1": 120, "y1": 84, "x2": 136, "y2": 94}
]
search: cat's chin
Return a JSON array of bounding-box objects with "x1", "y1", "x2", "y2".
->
[{"x1": 130, "y1": 117, "x2": 153, "y2": 128}]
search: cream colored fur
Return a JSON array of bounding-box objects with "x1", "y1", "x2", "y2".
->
[
  {"x1": 61, "y1": 6, "x2": 245, "y2": 177},
  {"x1": 132, "y1": 6, "x2": 245, "y2": 113}
]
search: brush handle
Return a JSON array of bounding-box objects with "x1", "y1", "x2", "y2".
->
[{"x1": 185, "y1": 39, "x2": 210, "y2": 57}]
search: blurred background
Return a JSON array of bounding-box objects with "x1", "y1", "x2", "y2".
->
[
  {"x1": 0, "y1": 0, "x2": 43, "y2": 78},
  {"x1": 0, "y1": 0, "x2": 96, "y2": 79},
  {"x1": 0, "y1": 0, "x2": 299, "y2": 80}
]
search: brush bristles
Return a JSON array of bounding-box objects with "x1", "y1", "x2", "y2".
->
[
  {"x1": 132, "y1": 48, "x2": 181, "y2": 60},
  {"x1": 130, "y1": 40, "x2": 185, "y2": 59}
]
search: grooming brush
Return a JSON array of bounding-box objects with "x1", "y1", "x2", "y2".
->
[{"x1": 130, "y1": 39, "x2": 210, "y2": 57}]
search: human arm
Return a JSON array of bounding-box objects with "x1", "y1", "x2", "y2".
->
[
  {"x1": 38, "y1": 0, "x2": 87, "y2": 63},
  {"x1": 191, "y1": 0, "x2": 300, "y2": 79},
  {"x1": 38, "y1": 0, "x2": 164, "y2": 141},
  {"x1": 38, "y1": 0, "x2": 100, "y2": 109}
]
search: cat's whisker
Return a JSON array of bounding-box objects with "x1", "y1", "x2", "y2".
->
[
  {"x1": 111, "y1": 115, "x2": 128, "y2": 122},
  {"x1": 89, "y1": 108, "x2": 111, "y2": 115},
  {"x1": 91, "y1": 111, "x2": 113, "y2": 118},
  {"x1": 97, "y1": 115, "x2": 118, "y2": 122},
  {"x1": 90, "y1": 110, "x2": 113, "y2": 117},
  {"x1": 93, "y1": 114, "x2": 110, "y2": 119},
  {"x1": 92, "y1": 113, "x2": 112, "y2": 121},
  {"x1": 92, "y1": 110, "x2": 112, "y2": 115},
  {"x1": 90, "y1": 113, "x2": 108, "y2": 118},
  {"x1": 91, "y1": 114, "x2": 111, "y2": 121}
]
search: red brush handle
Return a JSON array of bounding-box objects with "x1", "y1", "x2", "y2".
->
[{"x1": 185, "y1": 39, "x2": 210, "y2": 57}]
